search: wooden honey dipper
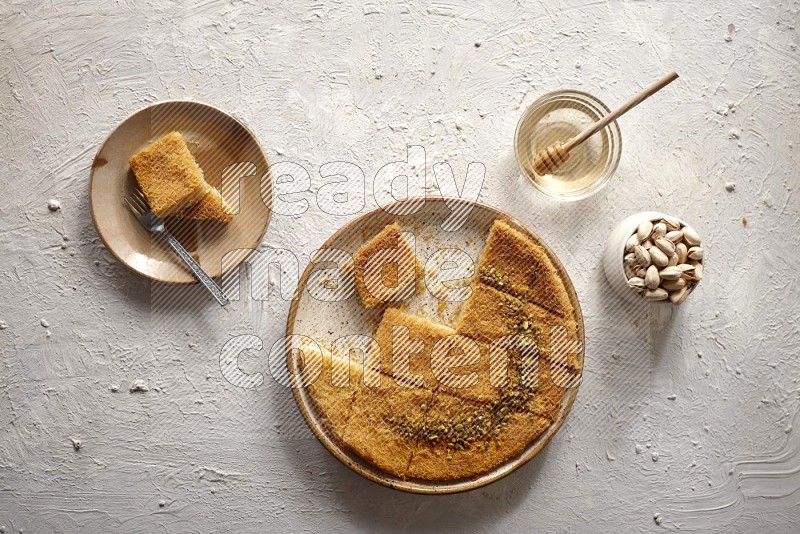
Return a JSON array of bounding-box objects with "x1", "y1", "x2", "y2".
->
[{"x1": 532, "y1": 71, "x2": 679, "y2": 175}]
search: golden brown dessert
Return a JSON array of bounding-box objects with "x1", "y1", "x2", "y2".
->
[
  {"x1": 298, "y1": 344, "x2": 360, "y2": 446},
  {"x1": 300, "y1": 305, "x2": 571, "y2": 481},
  {"x1": 299, "y1": 342, "x2": 431, "y2": 477},
  {"x1": 177, "y1": 188, "x2": 235, "y2": 223},
  {"x1": 352, "y1": 223, "x2": 422, "y2": 308},
  {"x1": 477, "y1": 219, "x2": 573, "y2": 319},
  {"x1": 524, "y1": 360, "x2": 572, "y2": 421},
  {"x1": 371, "y1": 307, "x2": 500, "y2": 403},
  {"x1": 390, "y1": 342, "x2": 564, "y2": 481},
  {"x1": 406, "y1": 391, "x2": 551, "y2": 481},
  {"x1": 342, "y1": 371, "x2": 432, "y2": 476},
  {"x1": 457, "y1": 282, "x2": 582, "y2": 371},
  {"x1": 299, "y1": 218, "x2": 582, "y2": 483},
  {"x1": 129, "y1": 132, "x2": 210, "y2": 217}
]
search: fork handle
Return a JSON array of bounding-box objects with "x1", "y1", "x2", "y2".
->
[{"x1": 163, "y1": 231, "x2": 230, "y2": 306}]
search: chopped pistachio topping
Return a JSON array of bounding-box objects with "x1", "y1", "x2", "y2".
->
[
  {"x1": 389, "y1": 408, "x2": 493, "y2": 450},
  {"x1": 479, "y1": 266, "x2": 508, "y2": 289},
  {"x1": 388, "y1": 345, "x2": 541, "y2": 449},
  {"x1": 387, "y1": 270, "x2": 547, "y2": 449},
  {"x1": 499, "y1": 294, "x2": 538, "y2": 340}
]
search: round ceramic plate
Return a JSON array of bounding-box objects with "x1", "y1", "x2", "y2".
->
[
  {"x1": 286, "y1": 197, "x2": 585, "y2": 493},
  {"x1": 89, "y1": 100, "x2": 273, "y2": 283}
]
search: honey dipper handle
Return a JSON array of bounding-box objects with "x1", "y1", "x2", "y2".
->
[{"x1": 564, "y1": 71, "x2": 679, "y2": 152}]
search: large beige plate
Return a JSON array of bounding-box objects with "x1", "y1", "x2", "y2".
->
[
  {"x1": 89, "y1": 100, "x2": 273, "y2": 283},
  {"x1": 286, "y1": 197, "x2": 585, "y2": 494}
]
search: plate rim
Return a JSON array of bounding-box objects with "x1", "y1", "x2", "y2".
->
[
  {"x1": 285, "y1": 196, "x2": 585, "y2": 494},
  {"x1": 88, "y1": 99, "x2": 274, "y2": 284}
]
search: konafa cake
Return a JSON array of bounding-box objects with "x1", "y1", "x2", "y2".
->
[
  {"x1": 296, "y1": 344, "x2": 362, "y2": 447},
  {"x1": 177, "y1": 188, "x2": 235, "y2": 223},
  {"x1": 301, "y1": 303, "x2": 573, "y2": 480},
  {"x1": 341, "y1": 369, "x2": 433, "y2": 476},
  {"x1": 371, "y1": 308, "x2": 500, "y2": 403},
  {"x1": 293, "y1": 215, "x2": 583, "y2": 486},
  {"x1": 129, "y1": 132, "x2": 210, "y2": 217},
  {"x1": 129, "y1": 131, "x2": 234, "y2": 224},
  {"x1": 406, "y1": 391, "x2": 551, "y2": 481},
  {"x1": 352, "y1": 223, "x2": 422, "y2": 308},
  {"x1": 477, "y1": 219, "x2": 573, "y2": 319},
  {"x1": 458, "y1": 282, "x2": 582, "y2": 371},
  {"x1": 298, "y1": 341, "x2": 432, "y2": 477}
]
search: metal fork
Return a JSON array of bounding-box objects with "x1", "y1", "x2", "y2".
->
[{"x1": 124, "y1": 188, "x2": 230, "y2": 306}]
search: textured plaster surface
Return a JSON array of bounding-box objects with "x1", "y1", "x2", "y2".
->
[{"x1": 1, "y1": 0, "x2": 799, "y2": 532}]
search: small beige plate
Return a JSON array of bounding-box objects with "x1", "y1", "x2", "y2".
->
[
  {"x1": 286, "y1": 197, "x2": 585, "y2": 494},
  {"x1": 90, "y1": 100, "x2": 273, "y2": 283}
]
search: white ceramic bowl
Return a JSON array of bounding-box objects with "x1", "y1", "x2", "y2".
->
[{"x1": 603, "y1": 211, "x2": 701, "y2": 305}]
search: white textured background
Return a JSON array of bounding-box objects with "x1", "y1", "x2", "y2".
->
[{"x1": 1, "y1": 0, "x2": 799, "y2": 532}]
